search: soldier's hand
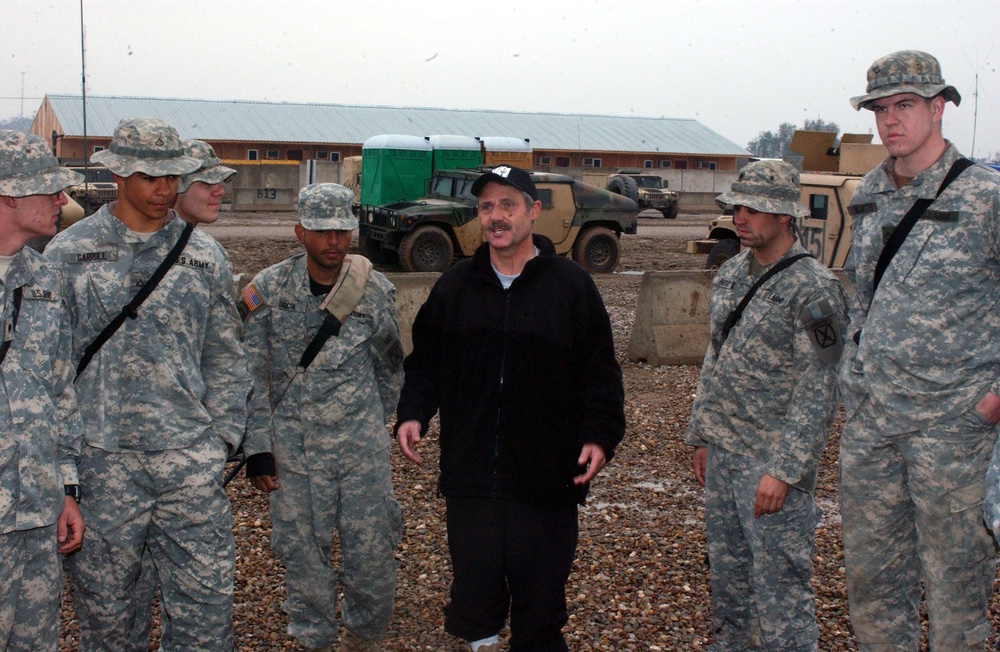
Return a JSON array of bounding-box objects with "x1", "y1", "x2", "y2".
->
[
  {"x1": 754, "y1": 474, "x2": 790, "y2": 518},
  {"x1": 57, "y1": 496, "x2": 85, "y2": 554},
  {"x1": 976, "y1": 391, "x2": 1000, "y2": 424},
  {"x1": 692, "y1": 446, "x2": 708, "y2": 486},
  {"x1": 397, "y1": 420, "x2": 423, "y2": 464},
  {"x1": 251, "y1": 474, "x2": 280, "y2": 493}
]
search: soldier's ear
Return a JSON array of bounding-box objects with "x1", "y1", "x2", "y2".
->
[{"x1": 0, "y1": 197, "x2": 16, "y2": 209}]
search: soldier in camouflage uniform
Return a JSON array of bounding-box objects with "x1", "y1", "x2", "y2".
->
[
  {"x1": 131, "y1": 138, "x2": 241, "y2": 650},
  {"x1": 0, "y1": 131, "x2": 85, "y2": 651},
  {"x1": 242, "y1": 183, "x2": 404, "y2": 652},
  {"x1": 840, "y1": 51, "x2": 1000, "y2": 650},
  {"x1": 44, "y1": 117, "x2": 251, "y2": 652},
  {"x1": 687, "y1": 160, "x2": 848, "y2": 651},
  {"x1": 174, "y1": 139, "x2": 237, "y2": 226}
]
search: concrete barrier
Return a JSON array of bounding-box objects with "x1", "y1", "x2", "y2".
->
[
  {"x1": 627, "y1": 268, "x2": 855, "y2": 368},
  {"x1": 626, "y1": 271, "x2": 714, "y2": 366},
  {"x1": 385, "y1": 272, "x2": 440, "y2": 354}
]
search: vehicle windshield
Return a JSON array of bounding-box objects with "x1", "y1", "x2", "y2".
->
[{"x1": 633, "y1": 176, "x2": 663, "y2": 189}]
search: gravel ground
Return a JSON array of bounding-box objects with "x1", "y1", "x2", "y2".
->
[{"x1": 56, "y1": 218, "x2": 1000, "y2": 651}]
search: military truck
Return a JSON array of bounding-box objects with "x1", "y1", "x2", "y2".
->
[
  {"x1": 605, "y1": 170, "x2": 679, "y2": 219},
  {"x1": 689, "y1": 131, "x2": 886, "y2": 269},
  {"x1": 358, "y1": 167, "x2": 638, "y2": 273},
  {"x1": 66, "y1": 165, "x2": 117, "y2": 214}
]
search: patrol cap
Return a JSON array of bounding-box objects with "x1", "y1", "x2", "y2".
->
[
  {"x1": 297, "y1": 183, "x2": 358, "y2": 231},
  {"x1": 471, "y1": 164, "x2": 539, "y2": 202},
  {"x1": 178, "y1": 139, "x2": 237, "y2": 193},
  {"x1": 715, "y1": 160, "x2": 808, "y2": 218},
  {"x1": 92, "y1": 117, "x2": 201, "y2": 177},
  {"x1": 0, "y1": 130, "x2": 84, "y2": 198},
  {"x1": 851, "y1": 50, "x2": 961, "y2": 111}
]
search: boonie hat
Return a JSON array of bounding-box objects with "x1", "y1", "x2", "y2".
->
[
  {"x1": 178, "y1": 140, "x2": 237, "y2": 193},
  {"x1": 471, "y1": 165, "x2": 539, "y2": 202},
  {"x1": 298, "y1": 183, "x2": 358, "y2": 231},
  {"x1": 851, "y1": 50, "x2": 961, "y2": 111},
  {"x1": 92, "y1": 117, "x2": 200, "y2": 177},
  {"x1": 0, "y1": 130, "x2": 83, "y2": 198},
  {"x1": 715, "y1": 160, "x2": 808, "y2": 218}
]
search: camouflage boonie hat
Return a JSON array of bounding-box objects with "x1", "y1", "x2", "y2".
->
[
  {"x1": 298, "y1": 183, "x2": 358, "y2": 230},
  {"x1": 178, "y1": 140, "x2": 237, "y2": 193},
  {"x1": 851, "y1": 50, "x2": 961, "y2": 111},
  {"x1": 0, "y1": 130, "x2": 83, "y2": 197},
  {"x1": 715, "y1": 160, "x2": 808, "y2": 218},
  {"x1": 91, "y1": 117, "x2": 200, "y2": 177}
]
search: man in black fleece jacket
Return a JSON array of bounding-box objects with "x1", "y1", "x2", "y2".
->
[{"x1": 395, "y1": 165, "x2": 626, "y2": 652}]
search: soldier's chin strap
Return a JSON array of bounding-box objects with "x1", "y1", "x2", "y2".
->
[{"x1": 297, "y1": 254, "x2": 373, "y2": 370}]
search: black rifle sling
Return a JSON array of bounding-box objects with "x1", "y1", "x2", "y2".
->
[
  {"x1": 717, "y1": 253, "x2": 812, "y2": 352},
  {"x1": 298, "y1": 313, "x2": 342, "y2": 370},
  {"x1": 0, "y1": 287, "x2": 23, "y2": 368},
  {"x1": 872, "y1": 157, "x2": 973, "y2": 294},
  {"x1": 75, "y1": 221, "x2": 195, "y2": 379}
]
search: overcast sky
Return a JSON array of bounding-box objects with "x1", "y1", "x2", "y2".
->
[{"x1": 5, "y1": 0, "x2": 999, "y2": 158}]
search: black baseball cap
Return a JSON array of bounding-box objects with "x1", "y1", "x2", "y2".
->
[{"x1": 471, "y1": 165, "x2": 539, "y2": 202}]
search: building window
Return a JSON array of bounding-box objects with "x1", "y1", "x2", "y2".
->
[
  {"x1": 287, "y1": 150, "x2": 303, "y2": 161},
  {"x1": 247, "y1": 149, "x2": 258, "y2": 161},
  {"x1": 644, "y1": 160, "x2": 653, "y2": 169},
  {"x1": 582, "y1": 157, "x2": 601, "y2": 168},
  {"x1": 315, "y1": 151, "x2": 329, "y2": 160},
  {"x1": 329, "y1": 152, "x2": 340, "y2": 162},
  {"x1": 659, "y1": 160, "x2": 671, "y2": 168},
  {"x1": 538, "y1": 156, "x2": 551, "y2": 166},
  {"x1": 674, "y1": 160, "x2": 688, "y2": 170},
  {"x1": 699, "y1": 161, "x2": 717, "y2": 170},
  {"x1": 266, "y1": 149, "x2": 280, "y2": 160},
  {"x1": 555, "y1": 156, "x2": 570, "y2": 167}
]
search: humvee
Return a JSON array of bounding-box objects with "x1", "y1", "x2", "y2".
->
[
  {"x1": 689, "y1": 131, "x2": 886, "y2": 269},
  {"x1": 66, "y1": 165, "x2": 117, "y2": 214},
  {"x1": 605, "y1": 170, "x2": 679, "y2": 219},
  {"x1": 358, "y1": 167, "x2": 638, "y2": 273}
]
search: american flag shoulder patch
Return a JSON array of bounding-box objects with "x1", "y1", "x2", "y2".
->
[{"x1": 242, "y1": 284, "x2": 263, "y2": 312}]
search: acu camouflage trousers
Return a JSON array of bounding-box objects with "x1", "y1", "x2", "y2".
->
[
  {"x1": 69, "y1": 435, "x2": 235, "y2": 652},
  {"x1": 0, "y1": 524, "x2": 60, "y2": 651},
  {"x1": 270, "y1": 447, "x2": 402, "y2": 649},
  {"x1": 840, "y1": 398, "x2": 997, "y2": 651},
  {"x1": 705, "y1": 446, "x2": 820, "y2": 652}
]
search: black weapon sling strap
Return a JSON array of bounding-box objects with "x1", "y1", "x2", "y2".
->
[
  {"x1": 872, "y1": 157, "x2": 973, "y2": 294},
  {"x1": 75, "y1": 221, "x2": 195, "y2": 380},
  {"x1": 716, "y1": 253, "x2": 812, "y2": 353},
  {"x1": 0, "y1": 287, "x2": 23, "y2": 368},
  {"x1": 851, "y1": 157, "x2": 973, "y2": 345}
]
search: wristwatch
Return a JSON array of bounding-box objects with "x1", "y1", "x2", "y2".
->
[{"x1": 64, "y1": 485, "x2": 81, "y2": 503}]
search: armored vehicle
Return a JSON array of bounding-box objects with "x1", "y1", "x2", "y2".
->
[
  {"x1": 689, "y1": 131, "x2": 886, "y2": 269},
  {"x1": 66, "y1": 165, "x2": 117, "y2": 214},
  {"x1": 605, "y1": 170, "x2": 679, "y2": 219},
  {"x1": 358, "y1": 167, "x2": 638, "y2": 273}
]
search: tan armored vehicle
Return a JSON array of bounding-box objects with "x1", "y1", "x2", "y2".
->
[
  {"x1": 689, "y1": 131, "x2": 886, "y2": 268},
  {"x1": 605, "y1": 170, "x2": 679, "y2": 219},
  {"x1": 66, "y1": 165, "x2": 117, "y2": 213}
]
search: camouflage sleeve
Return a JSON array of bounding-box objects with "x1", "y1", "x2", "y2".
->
[
  {"x1": 370, "y1": 281, "x2": 404, "y2": 425},
  {"x1": 55, "y1": 285, "x2": 82, "y2": 486},
  {"x1": 199, "y1": 265, "x2": 251, "y2": 452},
  {"x1": 685, "y1": 342, "x2": 717, "y2": 448},
  {"x1": 767, "y1": 281, "x2": 848, "y2": 490},
  {"x1": 991, "y1": 194, "x2": 1000, "y2": 399},
  {"x1": 839, "y1": 261, "x2": 868, "y2": 418},
  {"x1": 241, "y1": 277, "x2": 275, "y2": 457}
]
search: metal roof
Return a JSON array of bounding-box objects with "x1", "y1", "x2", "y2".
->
[{"x1": 42, "y1": 94, "x2": 749, "y2": 156}]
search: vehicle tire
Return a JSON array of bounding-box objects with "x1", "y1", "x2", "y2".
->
[
  {"x1": 661, "y1": 203, "x2": 679, "y2": 220},
  {"x1": 605, "y1": 175, "x2": 640, "y2": 204},
  {"x1": 706, "y1": 238, "x2": 739, "y2": 270},
  {"x1": 358, "y1": 233, "x2": 396, "y2": 265},
  {"x1": 572, "y1": 226, "x2": 620, "y2": 273},
  {"x1": 398, "y1": 225, "x2": 454, "y2": 273}
]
